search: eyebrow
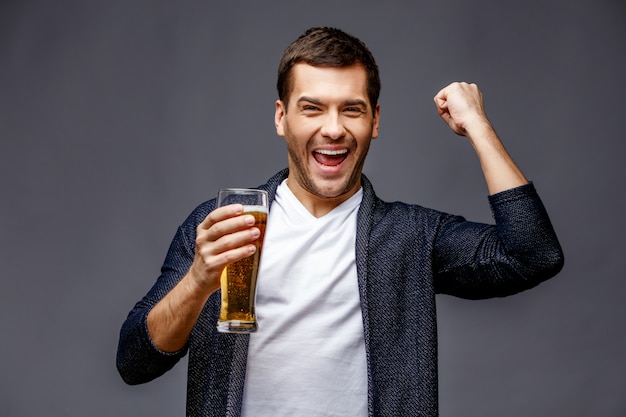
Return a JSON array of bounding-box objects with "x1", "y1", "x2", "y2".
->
[
  {"x1": 297, "y1": 96, "x2": 369, "y2": 108},
  {"x1": 297, "y1": 96, "x2": 323, "y2": 106}
]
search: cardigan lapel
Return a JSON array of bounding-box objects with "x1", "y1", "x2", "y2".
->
[{"x1": 355, "y1": 174, "x2": 377, "y2": 417}]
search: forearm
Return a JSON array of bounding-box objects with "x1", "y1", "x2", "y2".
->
[
  {"x1": 147, "y1": 271, "x2": 216, "y2": 352},
  {"x1": 116, "y1": 269, "x2": 217, "y2": 384},
  {"x1": 466, "y1": 119, "x2": 528, "y2": 195},
  {"x1": 117, "y1": 220, "x2": 202, "y2": 384},
  {"x1": 117, "y1": 300, "x2": 188, "y2": 385},
  {"x1": 434, "y1": 82, "x2": 529, "y2": 195}
]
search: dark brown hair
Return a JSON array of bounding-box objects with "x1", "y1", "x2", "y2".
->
[{"x1": 277, "y1": 27, "x2": 381, "y2": 111}]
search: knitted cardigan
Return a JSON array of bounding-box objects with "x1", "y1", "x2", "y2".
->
[{"x1": 117, "y1": 169, "x2": 564, "y2": 416}]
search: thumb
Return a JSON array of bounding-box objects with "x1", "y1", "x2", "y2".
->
[{"x1": 434, "y1": 94, "x2": 447, "y2": 109}]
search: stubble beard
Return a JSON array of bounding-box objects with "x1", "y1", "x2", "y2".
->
[{"x1": 285, "y1": 135, "x2": 370, "y2": 201}]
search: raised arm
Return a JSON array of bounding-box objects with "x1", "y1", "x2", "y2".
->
[
  {"x1": 434, "y1": 82, "x2": 527, "y2": 195},
  {"x1": 432, "y1": 82, "x2": 563, "y2": 297}
]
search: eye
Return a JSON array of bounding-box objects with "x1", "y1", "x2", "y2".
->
[
  {"x1": 301, "y1": 104, "x2": 322, "y2": 113},
  {"x1": 344, "y1": 107, "x2": 366, "y2": 116}
]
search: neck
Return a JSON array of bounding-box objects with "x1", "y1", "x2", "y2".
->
[{"x1": 285, "y1": 178, "x2": 361, "y2": 218}]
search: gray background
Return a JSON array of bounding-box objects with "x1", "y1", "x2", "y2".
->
[{"x1": 1, "y1": 0, "x2": 625, "y2": 416}]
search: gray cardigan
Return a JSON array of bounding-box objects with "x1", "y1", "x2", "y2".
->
[{"x1": 117, "y1": 169, "x2": 564, "y2": 416}]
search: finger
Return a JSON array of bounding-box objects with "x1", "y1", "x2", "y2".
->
[
  {"x1": 434, "y1": 95, "x2": 450, "y2": 119},
  {"x1": 434, "y1": 87, "x2": 448, "y2": 104},
  {"x1": 199, "y1": 204, "x2": 244, "y2": 230},
  {"x1": 223, "y1": 236, "x2": 259, "y2": 262},
  {"x1": 210, "y1": 226, "x2": 261, "y2": 254},
  {"x1": 197, "y1": 214, "x2": 257, "y2": 251},
  {"x1": 195, "y1": 227, "x2": 259, "y2": 273},
  {"x1": 438, "y1": 110, "x2": 451, "y2": 124},
  {"x1": 190, "y1": 237, "x2": 257, "y2": 286},
  {"x1": 434, "y1": 96, "x2": 447, "y2": 111},
  {"x1": 198, "y1": 243, "x2": 258, "y2": 279},
  {"x1": 215, "y1": 244, "x2": 258, "y2": 265}
]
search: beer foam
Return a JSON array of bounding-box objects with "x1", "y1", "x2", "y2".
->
[{"x1": 243, "y1": 205, "x2": 268, "y2": 214}]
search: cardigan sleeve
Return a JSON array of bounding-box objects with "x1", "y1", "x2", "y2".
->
[
  {"x1": 433, "y1": 182, "x2": 564, "y2": 299},
  {"x1": 116, "y1": 203, "x2": 211, "y2": 385}
]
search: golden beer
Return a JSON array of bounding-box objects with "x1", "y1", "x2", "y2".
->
[{"x1": 217, "y1": 207, "x2": 267, "y2": 333}]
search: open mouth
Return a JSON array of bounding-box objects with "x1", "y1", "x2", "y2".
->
[{"x1": 312, "y1": 149, "x2": 348, "y2": 167}]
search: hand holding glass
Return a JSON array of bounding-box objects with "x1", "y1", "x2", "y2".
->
[{"x1": 216, "y1": 188, "x2": 268, "y2": 333}]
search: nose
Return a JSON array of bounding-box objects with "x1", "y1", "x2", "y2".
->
[{"x1": 320, "y1": 113, "x2": 346, "y2": 140}]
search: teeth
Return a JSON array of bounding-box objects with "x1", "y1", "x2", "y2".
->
[{"x1": 315, "y1": 149, "x2": 348, "y2": 155}]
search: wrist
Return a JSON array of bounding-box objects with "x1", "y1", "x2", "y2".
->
[
  {"x1": 185, "y1": 264, "x2": 221, "y2": 297},
  {"x1": 464, "y1": 117, "x2": 494, "y2": 141}
]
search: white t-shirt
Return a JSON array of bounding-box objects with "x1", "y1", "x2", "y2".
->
[{"x1": 241, "y1": 180, "x2": 368, "y2": 417}]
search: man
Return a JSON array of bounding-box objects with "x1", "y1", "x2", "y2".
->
[{"x1": 117, "y1": 27, "x2": 564, "y2": 416}]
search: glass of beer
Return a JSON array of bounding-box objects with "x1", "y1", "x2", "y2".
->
[{"x1": 216, "y1": 188, "x2": 268, "y2": 333}]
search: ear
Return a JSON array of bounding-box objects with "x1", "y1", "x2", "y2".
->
[
  {"x1": 275, "y1": 100, "x2": 286, "y2": 137},
  {"x1": 371, "y1": 103, "x2": 381, "y2": 139}
]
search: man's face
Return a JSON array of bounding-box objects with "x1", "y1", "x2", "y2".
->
[{"x1": 275, "y1": 63, "x2": 380, "y2": 215}]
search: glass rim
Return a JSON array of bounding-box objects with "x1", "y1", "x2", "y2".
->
[{"x1": 217, "y1": 188, "x2": 268, "y2": 194}]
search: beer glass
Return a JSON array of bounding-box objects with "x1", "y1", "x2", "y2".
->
[{"x1": 216, "y1": 188, "x2": 268, "y2": 333}]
